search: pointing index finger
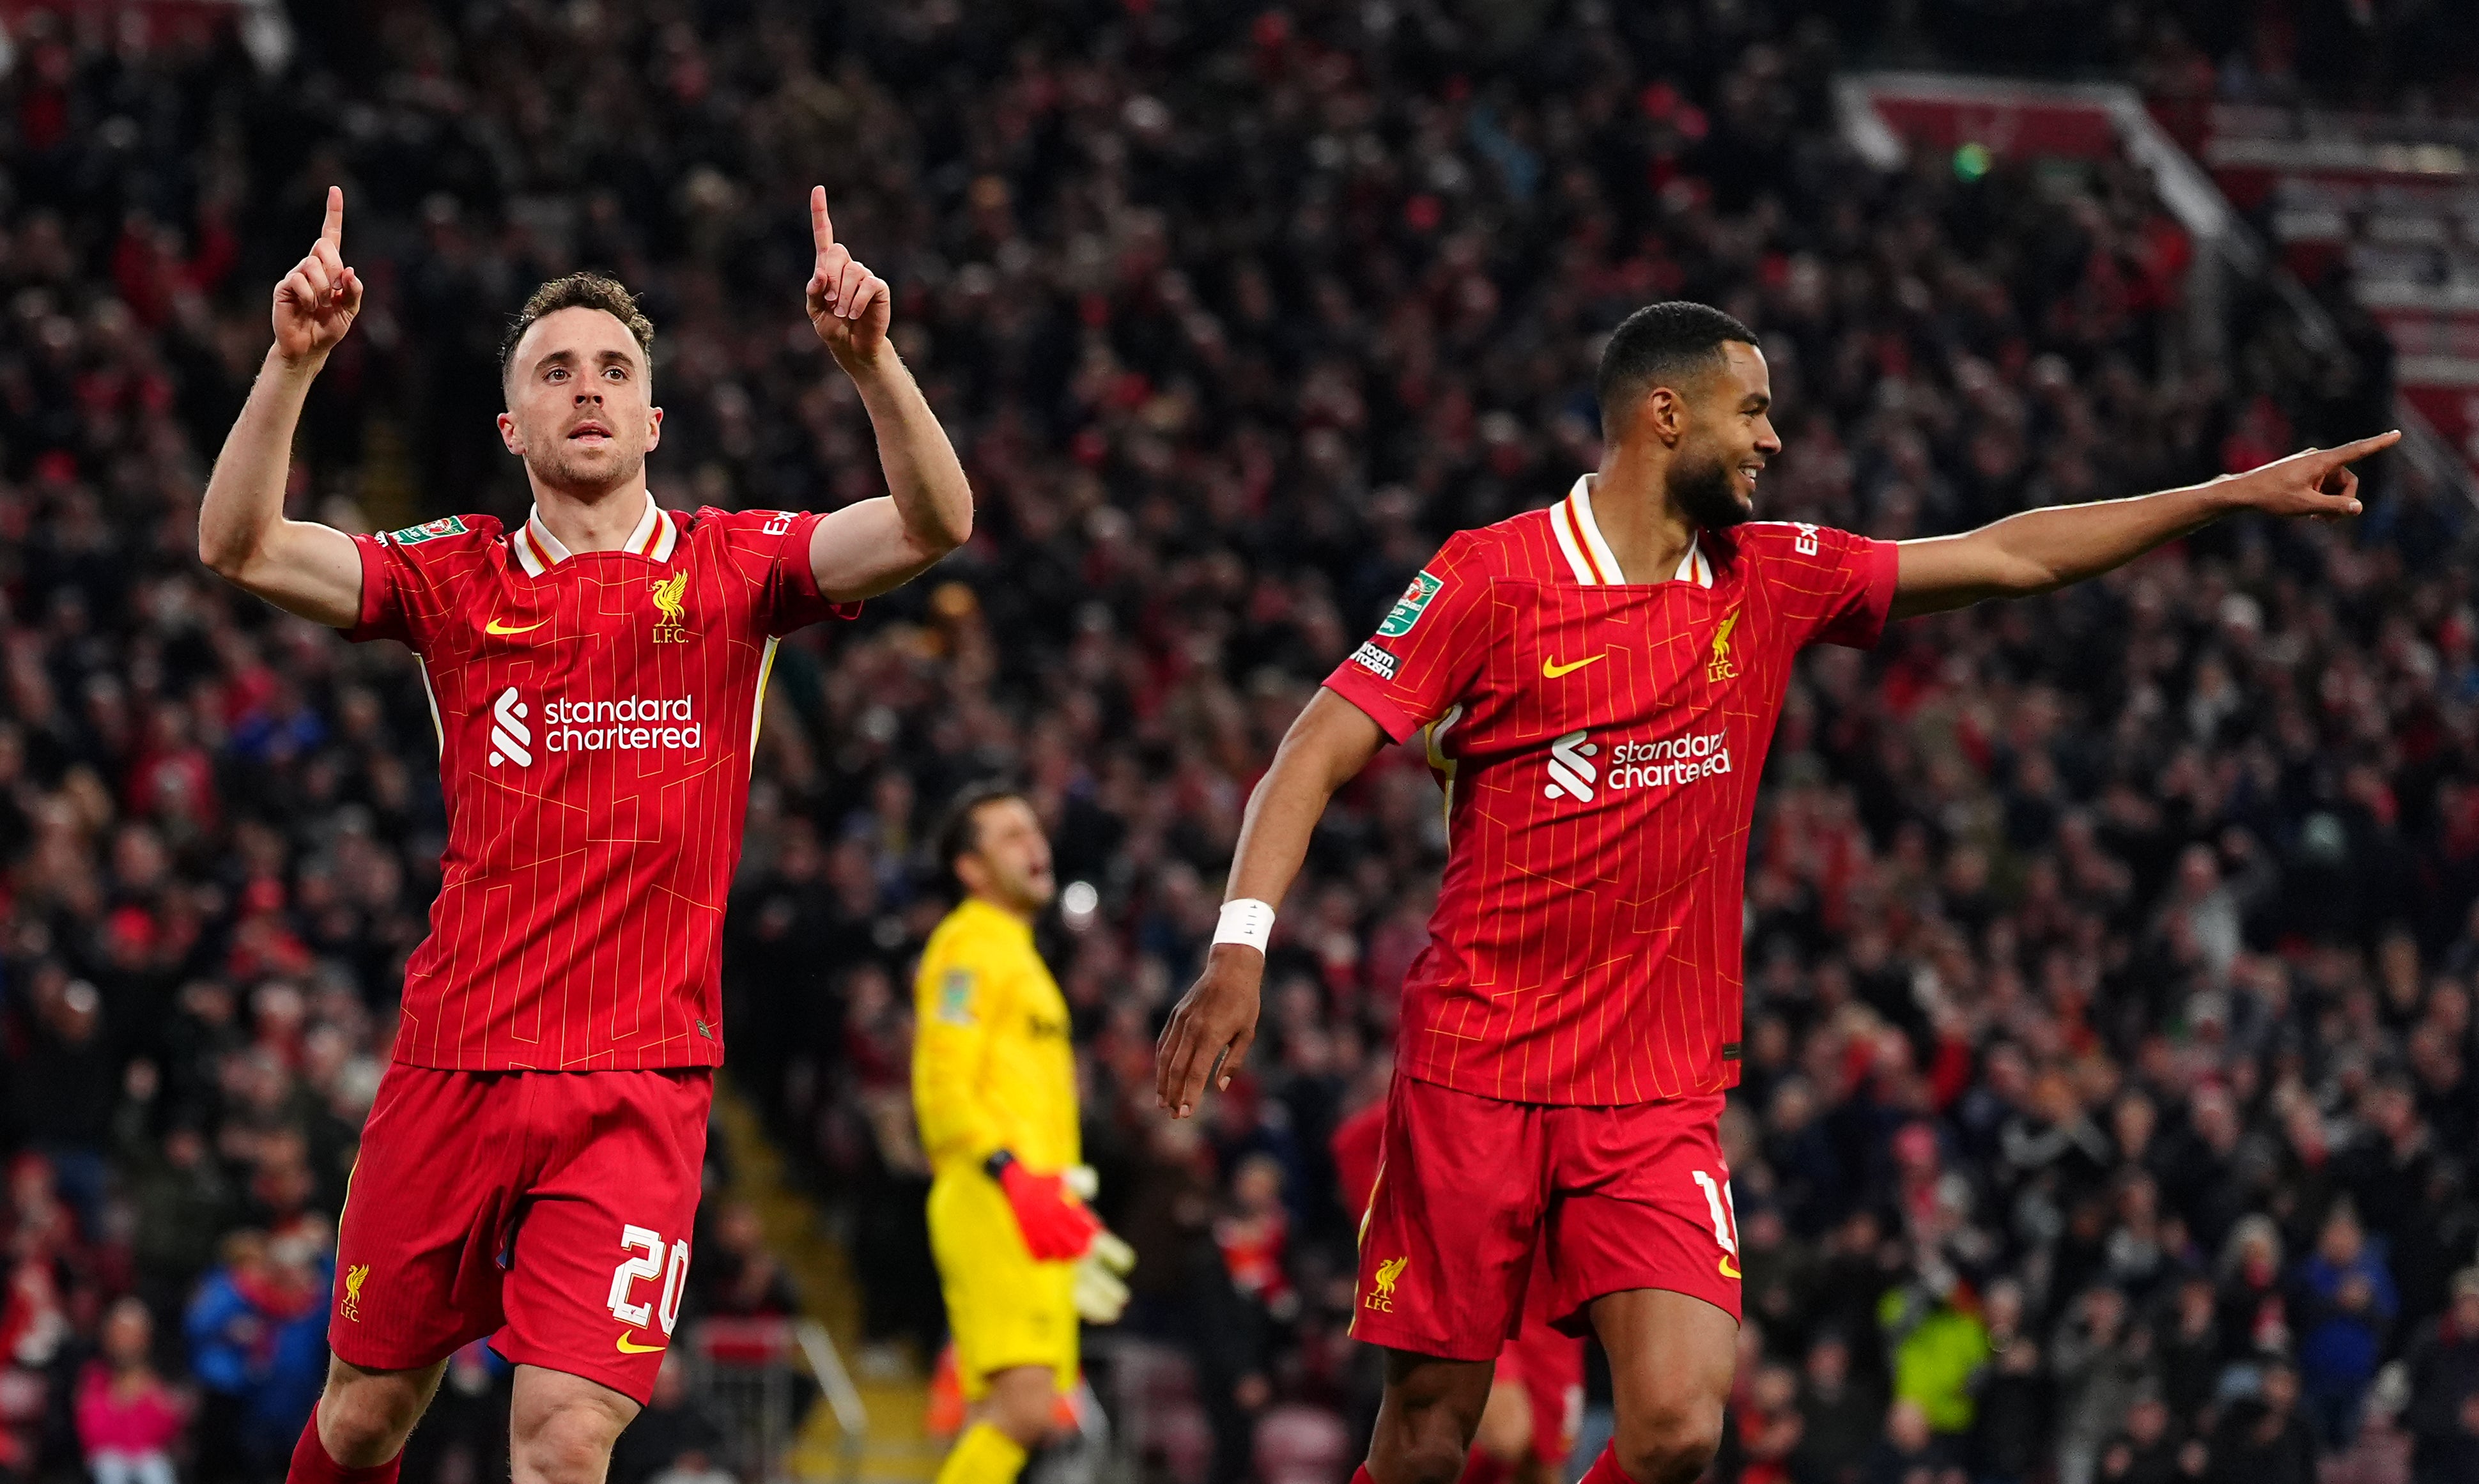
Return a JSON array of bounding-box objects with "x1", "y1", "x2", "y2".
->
[
  {"x1": 2317, "y1": 430, "x2": 2401, "y2": 468},
  {"x1": 811, "y1": 186, "x2": 834, "y2": 252},
  {"x1": 321, "y1": 186, "x2": 344, "y2": 253}
]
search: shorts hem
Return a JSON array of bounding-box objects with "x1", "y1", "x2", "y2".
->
[
  {"x1": 488, "y1": 1334, "x2": 662, "y2": 1407},
  {"x1": 1344, "y1": 1317, "x2": 1503, "y2": 1364},
  {"x1": 1548, "y1": 1278, "x2": 1741, "y2": 1335},
  {"x1": 328, "y1": 1332, "x2": 467, "y2": 1375}
]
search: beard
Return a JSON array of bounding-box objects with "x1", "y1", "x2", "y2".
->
[
  {"x1": 1667, "y1": 445, "x2": 1752, "y2": 530},
  {"x1": 528, "y1": 438, "x2": 645, "y2": 496}
]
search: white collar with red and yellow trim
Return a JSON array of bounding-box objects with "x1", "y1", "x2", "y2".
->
[
  {"x1": 1551, "y1": 475, "x2": 1712, "y2": 588},
  {"x1": 512, "y1": 494, "x2": 678, "y2": 576}
]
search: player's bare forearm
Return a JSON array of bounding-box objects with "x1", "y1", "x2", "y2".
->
[
  {"x1": 1890, "y1": 432, "x2": 2397, "y2": 620},
  {"x1": 1227, "y1": 689, "x2": 1388, "y2": 904},
  {"x1": 1890, "y1": 483, "x2": 2226, "y2": 619},
  {"x1": 807, "y1": 347, "x2": 973, "y2": 602},
  {"x1": 1155, "y1": 690, "x2": 1384, "y2": 1117},
  {"x1": 197, "y1": 347, "x2": 363, "y2": 627}
]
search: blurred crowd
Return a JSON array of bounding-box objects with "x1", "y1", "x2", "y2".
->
[
  {"x1": 3, "y1": 3, "x2": 2478, "y2": 1484},
  {"x1": 1898, "y1": 0, "x2": 2478, "y2": 111}
]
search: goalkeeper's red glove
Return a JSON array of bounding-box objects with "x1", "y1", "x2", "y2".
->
[{"x1": 985, "y1": 1150, "x2": 1103, "y2": 1262}]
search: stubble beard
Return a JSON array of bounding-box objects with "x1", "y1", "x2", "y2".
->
[
  {"x1": 529, "y1": 440, "x2": 646, "y2": 500},
  {"x1": 1669, "y1": 445, "x2": 1752, "y2": 531}
]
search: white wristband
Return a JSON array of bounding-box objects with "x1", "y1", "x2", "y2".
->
[{"x1": 1212, "y1": 898, "x2": 1276, "y2": 954}]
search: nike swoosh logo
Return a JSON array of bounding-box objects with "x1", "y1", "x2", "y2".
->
[
  {"x1": 485, "y1": 618, "x2": 549, "y2": 635},
  {"x1": 1542, "y1": 654, "x2": 1605, "y2": 679},
  {"x1": 615, "y1": 1333, "x2": 667, "y2": 1354},
  {"x1": 1718, "y1": 1256, "x2": 1741, "y2": 1279}
]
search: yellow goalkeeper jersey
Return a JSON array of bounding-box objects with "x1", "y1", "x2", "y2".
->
[{"x1": 912, "y1": 896, "x2": 1079, "y2": 1177}]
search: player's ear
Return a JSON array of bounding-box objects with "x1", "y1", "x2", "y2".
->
[
  {"x1": 497, "y1": 410, "x2": 525, "y2": 456},
  {"x1": 645, "y1": 404, "x2": 663, "y2": 452},
  {"x1": 1641, "y1": 384, "x2": 1688, "y2": 446}
]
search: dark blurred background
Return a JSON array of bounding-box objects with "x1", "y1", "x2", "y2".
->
[{"x1": 3, "y1": 3, "x2": 2478, "y2": 1484}]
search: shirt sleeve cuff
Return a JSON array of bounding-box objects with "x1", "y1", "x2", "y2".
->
[
  {"x1": 1853, "y1": 537, "x2": 1900, "y2": 650},
  {"x1": 341, "y1": 534, "x2": 390, "y2": 642},
  {"x1": 1320, "y1": 667, "x2": 1419, "y2": 745},
  {"x1": 785, "y1": 511, "x2": 863, "y2": 623}
]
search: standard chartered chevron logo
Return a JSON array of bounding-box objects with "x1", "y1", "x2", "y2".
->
[
  {"x1": 489, "y1": 687, "x2": 533, "y2": 768},
  {"x1": 1543, "y1": 730, "x2": 1598, "y2": 801},
  {"x1": 1543, "y1": 725, "x2": 1732, "y2": 803}
]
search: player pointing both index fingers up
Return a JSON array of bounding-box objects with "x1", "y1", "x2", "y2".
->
[
  {"x1": 1154, "y1": 301, "x2": 2395, "y2": 1484},
  {"x1": 195, "y1": 187, "x2": 971, "y2": 1484}
]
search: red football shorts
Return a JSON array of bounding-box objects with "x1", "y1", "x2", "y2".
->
[
  {"x1": 330, "y1": 1063, "x2": 711, "y2": 1404},
  {"x1": 1352, "y1": 1076, "x2": 1741, "y2": 1361}
]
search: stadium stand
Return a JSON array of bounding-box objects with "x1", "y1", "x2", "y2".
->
[
  {"x1": 2203, "y1": 104, "x2": 2479, "y2": 478},
  {"x1": 0, "y1": 4, "x2": 2476, "y2": 1484}
]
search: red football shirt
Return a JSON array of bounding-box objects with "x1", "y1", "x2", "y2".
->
[
  {"x1": 1322, "y1": 475, "x2": 1897, "y2": 1104},
  {"x1": 346, "y1": 496, "x2": 852, "y2": 1070}
]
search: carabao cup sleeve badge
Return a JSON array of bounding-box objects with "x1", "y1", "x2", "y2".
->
[{"x1": 1377, "y1": 570, "x2": 1444, "y2": 637}]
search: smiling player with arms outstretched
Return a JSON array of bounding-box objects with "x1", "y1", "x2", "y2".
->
[
  {"x1": 1154, "y1": 302, "x2": 2395, "y2": 1484},
  {"x1": 196, "y1": 186, "x2": 969, "y2": 1484}
]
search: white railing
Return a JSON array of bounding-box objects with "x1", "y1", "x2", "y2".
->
[{"x1": 688, "y1": 1316, "x2": 869, "y2": 1484}]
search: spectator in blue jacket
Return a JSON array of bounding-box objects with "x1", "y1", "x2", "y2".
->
[
  {"x1": 2293, "y1": 1202, "x2": 2397, "y2": 1447},
  {"x1": 184, "y1": 1229, "x2": 331, "y2": 1481}
]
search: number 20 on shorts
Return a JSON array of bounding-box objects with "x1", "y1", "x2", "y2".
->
[
  {"x1": 608, "y1": 1225, "x2": 691, "y2": 1337},
  {"x1": 1690, "y1": 1170, "x2": 1742, "y2": 1279}
]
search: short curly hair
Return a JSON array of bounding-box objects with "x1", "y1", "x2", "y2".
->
[
  {"x1": 1595, "y1": 300, "x2": 1758, "y2": 435},
  {"x1": 498, "y1": 272, "x2": 655, "y2": 385}
]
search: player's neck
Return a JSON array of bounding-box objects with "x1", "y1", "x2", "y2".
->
[
  {"x1": 967, "y1": 890, "x2": 1037, "y2": 927},
  {"x1": 1583, "y1": 460, "x2": 1697, "y2": 585},
  {"x1": 528, "y1": 479, "x2": 658, "y2": 555}
]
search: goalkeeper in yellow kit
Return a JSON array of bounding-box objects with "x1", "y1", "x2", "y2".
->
[{"x1": 915, "y1": 784, "x2": 1134, "y2": 1484}]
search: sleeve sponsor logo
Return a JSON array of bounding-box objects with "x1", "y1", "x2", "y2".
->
[
  {"x1": 387, "y1": 515, "x2": 470, "y2": 546},
  {"x1": 1375, "y1": 569, "x2": 1444, "y2": 637},
  {"x1": 1350, "y1": 640, "x2": 1400, "y2": 680},
  {"x1": 937, "y1": 967, "x2": 977, "y2": 1025}
]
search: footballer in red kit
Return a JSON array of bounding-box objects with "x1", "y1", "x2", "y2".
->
[
  {"x1": 1157, "y1": 300, "x2": 2395, "y2": 1484},
  {"x1": 344, "y1": 496, "x2": 849, "y2": 1072},
  {"x1": 1322, "y1": 478, "x2": 1896, "y2": 1107},
  {"x1": 197, "y1": 187, "x2": 971, "y2": 1484}
]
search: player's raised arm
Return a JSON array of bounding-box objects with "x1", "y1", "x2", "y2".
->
[
  {"x1": 1888, "y1": 432, "x2": 2400, "y2": 621},
  {"x1": 799, "y1": 186, "x2": 973, "y2": 601},
  {"x1": 1155, "y1": 690, "x2": 1387, "y2": 1118},
  {"x1": 197, "y1": 187, "x2": 367, "y2": 628}
]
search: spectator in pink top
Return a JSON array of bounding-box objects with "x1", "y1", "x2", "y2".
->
[{"x1": 75, "y1": 1297, "x2": 186, "y2": 1484}]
